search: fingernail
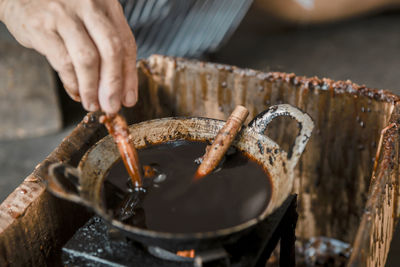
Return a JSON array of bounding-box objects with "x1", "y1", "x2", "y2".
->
[
  {"x1": 124, "y1": 90, "x2": 136, "y2": 106},
  {"x1": 88, "y1": 103, "x2": 99, "y2": 112},
  {"x1": 73, "y1": 95, "x2": 81, "y2": 102},
  {"x1": 66, "y1": 88, "x2": 80, "y2": 102},
  {"x1": 109, "y1": 94, "x2": 121, "y2": 112}
]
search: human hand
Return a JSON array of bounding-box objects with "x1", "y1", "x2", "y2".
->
[{"x1": 0, "y1": 0, "x2": 138, "y2": 114}]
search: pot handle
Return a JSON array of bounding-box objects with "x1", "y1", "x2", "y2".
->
[
  {"x1": 248, "y1": 104, "x2": 314, "y2": 170},
  {"x1": 47, "y1": 162, "x2": 87, "y2": 206}
]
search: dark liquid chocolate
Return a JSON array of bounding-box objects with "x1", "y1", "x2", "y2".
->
[{"x1": 102, "y1": 141, "x2": 272, "y2": 233}]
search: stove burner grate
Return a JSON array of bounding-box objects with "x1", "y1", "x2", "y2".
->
[{"x1": 62, "y1": 195, "x2": 297, "y2": 267}]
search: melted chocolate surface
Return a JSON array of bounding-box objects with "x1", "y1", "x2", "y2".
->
[{"x1": 102, "y1": 141, "x2": 271, "y2": 233}]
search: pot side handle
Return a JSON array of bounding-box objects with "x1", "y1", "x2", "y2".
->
[
  {"x1": 47, "y1": 162, "x2": 86, "y2": 206},
  {"x1": 248, "y1": 104, "x2": 314, "y2": 170}
]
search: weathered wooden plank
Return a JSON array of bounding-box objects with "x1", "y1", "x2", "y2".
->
[
  {"x1": 0, "y1": 113, "x2": 106, "y2": 266},
  {"x1": 137, "y1": 55, "x2": 400, "y2": 266},
  {"x1": 141, "y1": 55, "x2": 399, "y2": 246},
  {"x1": 349, "y1": 103, "x2": 400, "y2": 266},
  {"x1": 0, "y1": 55, "x2": 399, "y2": 266}
]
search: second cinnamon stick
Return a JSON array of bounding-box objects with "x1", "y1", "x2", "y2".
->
[{"x1": 194, "y1": 105, "x2": 249, "y2": 180}]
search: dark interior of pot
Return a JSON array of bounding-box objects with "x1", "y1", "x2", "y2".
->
[
  {"x1": 101, "y1": 140, "x2": 272, "y2": 234},
  {"x1": 122, "y1": 55, "x2": 399, "y2": 248}
]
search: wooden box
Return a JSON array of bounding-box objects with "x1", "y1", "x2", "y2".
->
[{"x1": 1, "y1": 55, "x2": 399, "y2": 266}]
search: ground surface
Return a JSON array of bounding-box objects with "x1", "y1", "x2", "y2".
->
[{"x1": 1, "y1": 5, "x2": 400, "y2": 265}]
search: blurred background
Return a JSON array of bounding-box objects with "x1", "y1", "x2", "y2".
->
[{"x1": 1, "y1": 0, "x2": 400, "y2": 265}]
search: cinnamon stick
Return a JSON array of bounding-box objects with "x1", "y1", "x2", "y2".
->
[
  {"x1": 194, "y1": 105, "x2": 249, "y2": 180},
  {"x1": 100, "y1": 114, "x2": 143, "y2": 187}
]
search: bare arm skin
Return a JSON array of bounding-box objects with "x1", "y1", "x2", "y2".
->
[
  {"x1": 254, "y1": 0, "x2": 400, "y2": 23},
  {"x1": 0, "y1": 0, "x2": 138, "y2": 114}
]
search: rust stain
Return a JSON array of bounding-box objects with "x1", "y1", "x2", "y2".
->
[{"x1": 1, "y1": 55, "x2": 399, "y2": 267}]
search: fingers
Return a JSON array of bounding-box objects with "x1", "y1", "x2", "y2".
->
[
  {"x1": 121, "y1": 54, "x2": 138, "y2": 107},
  {"x1": 3, "y1": 0, "x2": 139, "y2": 114},
  {"x1": 32, "y1": 0, "x2": 138, "y2": 113},
  {"x1": 105, "y1": 1, "x2": 138, "y2": 107},
  {"x1": 55, "y1": 7, "x2": 100, "y2": 112},
  {"x1": 78, "y1": 1, "x2": 124, "y2": 114},
  {"x1": 38, "y1": 32, "x2": 80, "y2": 102}
]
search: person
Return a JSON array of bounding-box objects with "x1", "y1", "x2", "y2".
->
[
  {"x1": 253, "y1": 0, "x2": 400, "y2": 23},
  {"x1": 0, "y1": 0, "x2": 138, "y2": 115}
]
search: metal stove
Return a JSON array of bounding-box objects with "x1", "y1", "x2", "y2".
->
[{"x1": 62, "y1": 195, "x2": 297, "y2": 267}]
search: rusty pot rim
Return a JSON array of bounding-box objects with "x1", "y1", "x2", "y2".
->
[
  {"x1": 77, "y1": 104, "x2": 313, "y2": 241},
  {"x1": 47, "y1": 104, "x2": 313, "y2": 245},
  {"x1": 81, "y1": 117, "x2": 275, "y2": 240}
]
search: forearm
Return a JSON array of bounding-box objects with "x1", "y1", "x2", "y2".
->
[{"x1": 254, "y1": 0, "x2": 400, "y2": 23}]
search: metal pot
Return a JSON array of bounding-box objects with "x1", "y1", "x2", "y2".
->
[{"x1": 47, "y1": 104, "x2": 313, "y2": 250}]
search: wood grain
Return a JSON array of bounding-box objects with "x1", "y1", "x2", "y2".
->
[{"x1": 0, "y1": 55, "x2": 399, "y2": 266}]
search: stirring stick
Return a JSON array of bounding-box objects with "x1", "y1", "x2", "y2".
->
[
  {"x1": 100, "y1": 114, "x2": 143, "y2": 188},
  {"x1": 194, "y1": 105, "x2": 249, "y2": 180}
]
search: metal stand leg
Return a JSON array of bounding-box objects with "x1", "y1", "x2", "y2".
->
[
  {"x1": 255, "y1": 195, "x2": 298, "y2": 267},
  {"x1": 279, "y1": 198, "x2": 298, "y2": 267}
]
